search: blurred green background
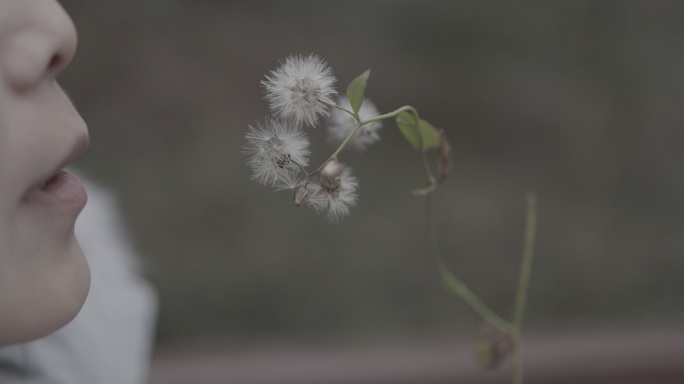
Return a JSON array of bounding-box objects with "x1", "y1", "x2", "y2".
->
[{"x1": 59, "y1": 0, "x2": 684, "y2": 345}]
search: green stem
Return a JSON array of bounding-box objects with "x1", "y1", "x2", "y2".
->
[
  {"x1": 324, "y1": 102, "x2": 357, "y2": 121},
  {"x1": 426, "y1": 194, "x2": 514, "y2": 334},
  {"x1": 511, "y1": 193, "x2": 538, "y2": 384},
  {"x1": 312, "y1": 105, "x2": 418, "y2": 175},
  {"x1": 359, "y1": 105, "x2": 414, "y2": 127}
]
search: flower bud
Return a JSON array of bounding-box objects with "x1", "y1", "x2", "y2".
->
[
  {"x1": 436, "y1": 128, "x2": 452, "y2": 184},
  {"x1": 321, "y1": 159, "x2": 344, "y2": 180},
  {"x1": 293, "y1": 186, "x2": 310, "y2": 207}
]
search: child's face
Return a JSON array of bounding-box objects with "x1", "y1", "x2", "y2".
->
[{"x1": 0, "y1": 0, "x2": 90, "y2": 345}]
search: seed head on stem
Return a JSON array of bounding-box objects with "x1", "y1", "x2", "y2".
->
[
  {"x1": 262, "y1": 54, "x2": 338, "y2": 128},
  {"x1": 243, "y1": 119, "x2": 310, "y2": 188},
  {"x1": 308, "y1": 160, "x2": 358, "y2": 222}
]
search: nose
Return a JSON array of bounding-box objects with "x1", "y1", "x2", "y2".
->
[{"x1": 1, "y1": 0, "x2": 78, "y2": 91}]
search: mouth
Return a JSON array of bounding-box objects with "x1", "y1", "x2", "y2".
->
[{"x1": 21, "y1": 134, "x2": 90, "y2": 213}]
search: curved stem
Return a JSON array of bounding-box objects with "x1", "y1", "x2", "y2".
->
[
  {"x1": 289, "y1": 158, "x2": 311, "y2": 189},
  {"x1": 289, "y1": 158, "x2": 309, "y2": 177},
  {"x1": 358, "y1": 105, "x2": 414, "y2": 127},
  {"x1": 511, "y1": 193, "x2": 538, "y2": 384},
  {"x1": 426, "y1": 194, "x2": 514, "y2": 334},
  {"x1": 324, "y1": 101, "x2": 357, "y2": 121},
  {"x1": 312, "y1": 105, "x2": 418, "y2": 175}
]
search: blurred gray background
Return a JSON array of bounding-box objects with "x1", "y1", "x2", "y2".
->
[{"x1": 58, "y1": 0, "x2": 684, "y2": 352}]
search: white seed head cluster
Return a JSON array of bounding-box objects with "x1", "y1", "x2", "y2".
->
[
  {"x1": 243, "y1": 119, "x2": 310, "y2": 188},
  {"x1": 327, "y1": 96, "x2": 383, "y2": 151},
  {"x1": 262, "y1": 54, "x2": 338, "y2": 128},
  {"x1": 245, "y1": 54, "x2": 381, "y2": 221},
  {"x1": 308, "y1": 163, "x2": 358, "y2": 222}
]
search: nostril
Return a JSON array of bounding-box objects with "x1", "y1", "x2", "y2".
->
[{"x1": 48, "y1": 54, "x2": 62, "y2": 72}]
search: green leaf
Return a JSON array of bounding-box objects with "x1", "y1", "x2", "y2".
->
[
  {"x1": 396, "y1": 111, "x2": 441, "y2": 151},
  {"x1": 396, "y1": 111, "x2": 421, "y2": 151},
  {"x1": 346, "y1": 69, "x2": 370, "y2": 116},
  {"x1": 418, "y1": 119, "x2": 441, "y2": 150}
]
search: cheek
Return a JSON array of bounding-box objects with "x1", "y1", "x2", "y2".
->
[
  {"x1": 0, "y1": 221, "x2": 10, "y2": 270},
  {"x1": 0, "y1": 113, "x2": 16, "y2": 213},
  {"x1": 0, "y1": 91, "x2": 52, "y2": 205}
]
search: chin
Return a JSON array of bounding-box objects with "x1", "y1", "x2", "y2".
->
[
  {"x1": 41, "y1": 237, "x2": 92, "y2": 337},
  {"x1": 52, "y1": 237, "x2": 91, "y2": 327},
  {"x1": 0, "y1": 237, "x2": 90, "y2": 346}
]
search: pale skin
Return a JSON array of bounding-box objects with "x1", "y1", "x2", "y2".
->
[{"x1": 0, "y1": 0, "x2": 90, "y2": 345}]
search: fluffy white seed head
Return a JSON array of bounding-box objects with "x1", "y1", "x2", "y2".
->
[
  {"x1": 262, "y1": 54, "x2": 338, "y2": 128},
  {"x1": 327, "y1": 96, "x2": 382, "y2": 151},
  {"x1": 243, "y1": 119, "x2": 310, "y2": 188},
  {"x1": 307, "y1": 165, "x2": 358, "y2": 222}
]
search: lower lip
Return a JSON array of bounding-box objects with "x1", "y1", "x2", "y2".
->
[{"x1": 22, "y1": 170, "x2": 88, "y2": 215}]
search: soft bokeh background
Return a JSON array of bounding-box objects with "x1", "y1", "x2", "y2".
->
[{"x1": 58, "y1": 0, "x2": 683, "y2": 380}]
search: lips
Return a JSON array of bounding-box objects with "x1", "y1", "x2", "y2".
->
[{"x1": 21, "y1": 134, "x2": 90, "y2": 214}]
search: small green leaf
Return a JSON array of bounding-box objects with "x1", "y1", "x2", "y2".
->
[
  {"x1": 418, "y1": 119, "x2": 441, "y2": 150},
  {"x1": 346, "y1": 69, "x2": 370, "y2": 116},
  {"x1": 396, "y1": 111, "x2": 421, "y2": 151},
  {"x1": 396, "y1": 111, "x2": 441, "y2": 151}
]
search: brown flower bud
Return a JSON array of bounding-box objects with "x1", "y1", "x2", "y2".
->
[
  {"x1": 436, "y1": 128, "x2": 452, "y2": 184},
  {"x1": 293, "y1": 186, "x2": 310, "y2": 207},
  {"x1": 474, "y1": 324, "x2": 512, "y2": 371}
]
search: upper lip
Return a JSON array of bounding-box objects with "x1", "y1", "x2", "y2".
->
[
  {"x1": 28, "y1": 133, "x2": 90, "y2": 191},
  {"x1": 57, "y1": 133, "x2": 90, "y2": 172}
]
